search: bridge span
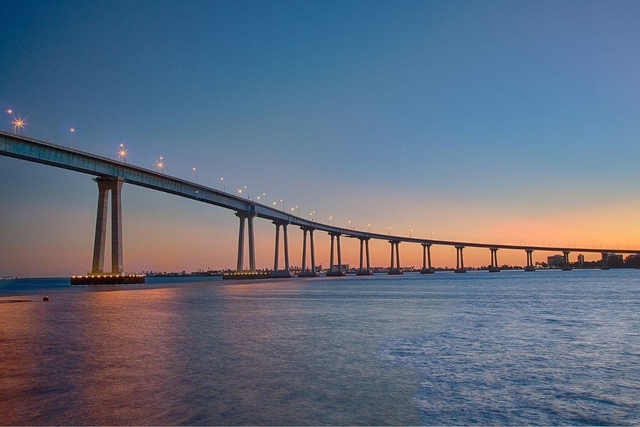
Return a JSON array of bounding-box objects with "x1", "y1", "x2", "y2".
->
[{"x1": 2, "y1": 130, "x2": 639, "y2": 277}]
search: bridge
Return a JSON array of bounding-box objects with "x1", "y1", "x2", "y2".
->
[{"x1": 2, "y1": 130, "x2": 638, "y2": 278}]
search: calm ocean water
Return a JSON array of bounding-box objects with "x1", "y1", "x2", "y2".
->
[{"x1": 1, "y1": 270, "x2": 639, "y2": 425}]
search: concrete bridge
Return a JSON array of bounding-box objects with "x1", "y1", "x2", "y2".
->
[{"x1": 2, "y1": 130, "x2": 638, "y2": 277}]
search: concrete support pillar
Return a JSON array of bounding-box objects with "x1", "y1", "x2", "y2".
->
[
  {"x1": 247, "y1": 214, "x2": 255, "y2": 272},
  {"x1": 236, "y1": 212, "x2": 246, "y2": 271},
  {"x1": 388, "y1": 241, "x2": 402, "y2": 274},
  {"x1": 562, "y1": 251, "x2": 572, "y2": 271},
  {"x1": 271, "y1": 221, "x2": 292, "y2": 278},
  {"x1": 420, "y1": 243, "x2": 434, "y2": 274},
  {"x1": 365, "y1": 239, "x2": 370, "y2": 272},
  {"x1": 110, "y1": 179, "x2": 124, "y2": 274},
  {"x1": 298, "y1": 227, "x2": 318, "y2": 277},
  {"x1": 489, "y1": 248, "x2": 500, "y2": 272},
  {"x1": 455, "y1": 245, "x2": 466, "y2": 273},
  {"x1": 310, "y1": 229, "x2": 316, "y2": 273},
  {"x1": 390, "y1": 241, "x2": 395, "y2": 270},
  {"x1": 525, "y1": 249, "x2": 535, "y2": 271},
  {"x1": 337, "y1": 233, "x2": 342, "y2": 272},
  {"x1": 236, "y1": 211, "x2": 256, "y2": 272},
  {"x1": 329, "y1": 233, "x2": 335, "y2": 271},
  {"x1": 327, "y1": 232, "x2": 345, "y2": 276},
  {"x1": 357, "y1": 238, "x2": 372, "y2": 275},
  {"x1": 601, "y1": 252, "x2": 610, "y2": 270},
  {"x1": 91, "y1": 177, "x2": 124, "y2": 275},
  {"x1": 301, "y1": 228, "x2": 308, "y2": 272},
  {"x1": 283, "y1": 223, "x2": 290, "y2": 272},
  {"x1": 273, "y1": 222, "x2": 280, "y2": 271},
  {"x1": 91, "y1": 179, "x2": 111, "y2": 274}
]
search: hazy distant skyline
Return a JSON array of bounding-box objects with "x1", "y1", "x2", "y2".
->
[{"x1": 2, "y1": 0, "x2": 640, "y2": 276}]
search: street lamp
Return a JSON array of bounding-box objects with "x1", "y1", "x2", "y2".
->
[
  {"x1": 12, "y1": 117, "x2": 26, "y2": 134},
  {"x1": 409, "y1": 229, "x2": 412, "y2": 238},
  {"x1": 329, "y1": 215, "x2": 334, "y2": 226},
  {"x1": 193, "y1": 167, "x2": 198, "y2": 184},
  {"x1": 220, "y1": 177, "x2": 225, "y2": 192},
  {"x1": 280, "y1": 199, "x2": 284, "y2": 211},
  {"x1": 388, "y1": 226, "x2": 392, "y2": 235},
  {"x1": 157, "y1": 156, "x2": 166, "y2": 172},
  {"x1": 244, "y1": 186, "x2": 249, "y2": 199},
  {"x1": 70, "y1": 127, "x2": 77, "y2": 149},
  {"x1": 368, "y1": 223, "x2": 371, "y2": 232},
  {"x1": 118, "y1": 143, "x2": 127, "y2": 163}
]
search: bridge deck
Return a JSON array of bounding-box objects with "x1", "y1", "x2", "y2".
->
[{"x1": 2, "y1": 130, "x2": 638, "y2": 255}]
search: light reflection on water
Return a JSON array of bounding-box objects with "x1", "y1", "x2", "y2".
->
[{"x1": 1, "y1": 271, "x2": 639, "y2": 425}]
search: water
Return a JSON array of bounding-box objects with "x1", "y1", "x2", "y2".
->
[{"x1": 1, "y1": 270, "x2": 639, "y2": 425}]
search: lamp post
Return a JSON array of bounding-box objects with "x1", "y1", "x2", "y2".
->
[
  {"x1": 157, "y1": 156, "x2": 166, "y2": 172},
  {"x1": 118, "y1": 143, "x2": 127, "y2": 163},
  {"x1": 368, "y1": 223, "x2": 371, "y2": 232},
  {"x1": 193, "y1": 167, "x2": 198, "y2": 184},
  {"x1": 220, "y1": 177, "x2": 225, "y2": 192},
  {"x1": 12, "y1": 117, "x2": 26, "y2": 134},
  {"x1": 70, "y1": 127, "x2": 77, "y2": 149},
  {"x1": 280, "y1": 199, "x2": 284, "y2": 211}
]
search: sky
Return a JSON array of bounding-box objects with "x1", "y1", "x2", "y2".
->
[{"x1": 2, "y1": 0, "x2": 640, "y2": 277}]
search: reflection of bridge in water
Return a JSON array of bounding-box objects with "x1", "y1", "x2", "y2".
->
[{"x1": 2, "y1": 130, "x2": 638, "y2": 279}]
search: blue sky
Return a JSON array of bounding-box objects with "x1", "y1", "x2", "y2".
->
[{"x1": 2, "y1": 0, "x2": 640, "y2": 276}]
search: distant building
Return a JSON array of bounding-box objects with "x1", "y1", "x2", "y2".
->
[
  {"x1": 547, "y1": 254, "x2": 564, "y2": 268},
  {"x1": 577, "y1": 254, "x2": 585, "y2": 267}
]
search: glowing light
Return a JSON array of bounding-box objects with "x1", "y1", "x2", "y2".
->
[
  {"x1": 157, "y1": 156, "x2": 166, "y2": 172},
  {"x1": 118, "y1": 142, "x2": 127, "y2": 162},
  {"x1": 6, "y1": 109, "x2": 13, "y2": 115},
  {"x1": 69, "y1": 127, "x2": 78, "y2": 148},
  {"x1": 12, "y1": 117, "x2": 26, "y2": 134}
]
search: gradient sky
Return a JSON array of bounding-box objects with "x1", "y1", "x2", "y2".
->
[{"x1": 2, "y1": 0, "x2": 640, "y2": 277}]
